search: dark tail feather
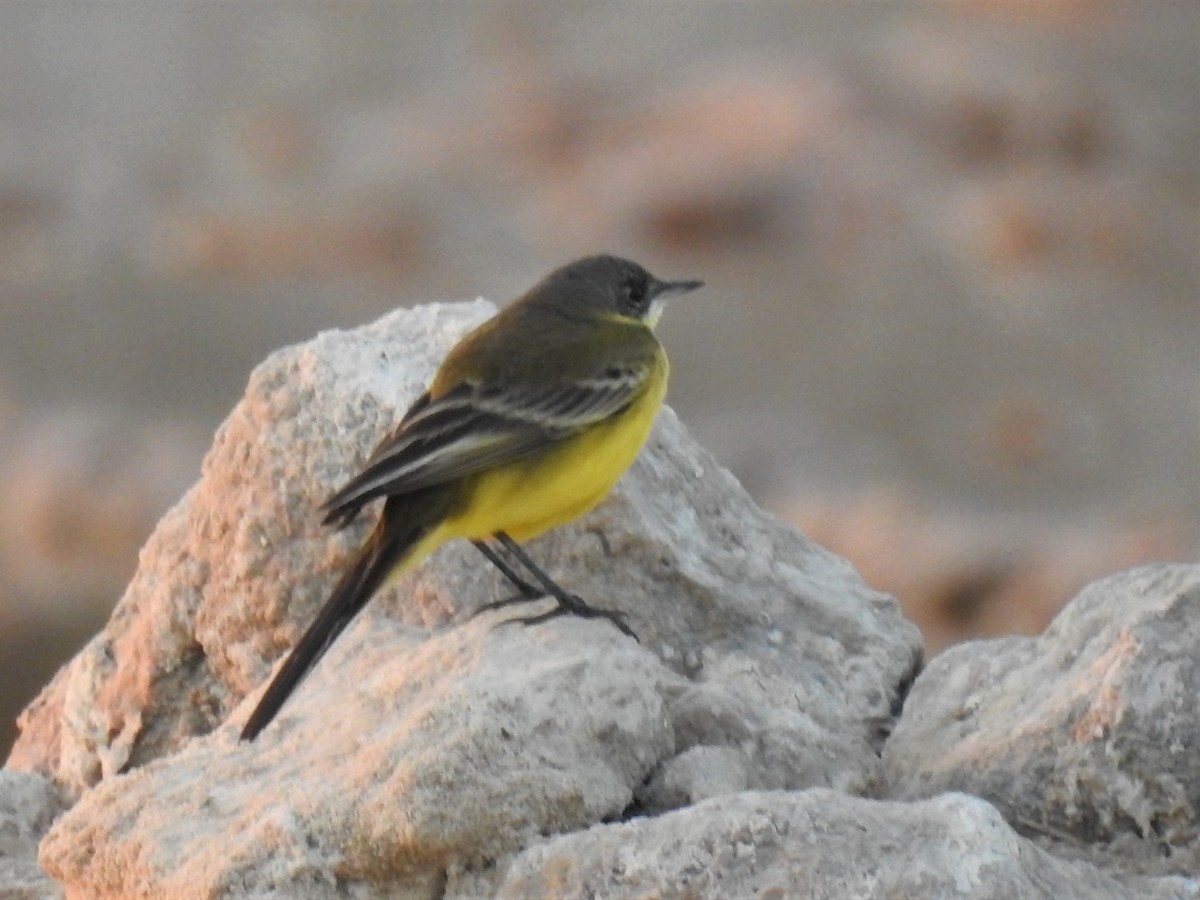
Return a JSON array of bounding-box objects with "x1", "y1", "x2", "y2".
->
[{"x1": 240, "y1": 515, "x2": 419, "y2": 741}]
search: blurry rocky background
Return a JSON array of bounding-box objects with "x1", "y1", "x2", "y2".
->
[{"x1": 0, "y1": 3, "x2": 1196, "y2": 756}]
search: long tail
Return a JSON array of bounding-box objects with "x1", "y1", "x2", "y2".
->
[{"x1": 240, "y1": 500, "x2": 435, "y2": 741}]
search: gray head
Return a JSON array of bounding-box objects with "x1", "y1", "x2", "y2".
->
[{"x1": 533, "y1": 254, "x2": 703, "y2": 325}]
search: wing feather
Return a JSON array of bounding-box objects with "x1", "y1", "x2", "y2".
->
[{"x1": 321, "y1": 359, "x2": 654, "y2": 526}]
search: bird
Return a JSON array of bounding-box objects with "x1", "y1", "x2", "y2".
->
[{"x1": 239, "y1": 254, "x2": 703, "y2": 740}]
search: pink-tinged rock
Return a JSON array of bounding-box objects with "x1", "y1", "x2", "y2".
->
[
  {"x1": 12, "y1": 299, "x2": 920, "y2": 896},
  {"x1": 884, "y1": 564, "x2": 1200, "y2": 878}
]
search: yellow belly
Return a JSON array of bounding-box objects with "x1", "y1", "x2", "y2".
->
[{"x1": 436, "y1": 360, "x2": 667, "y2": 545}]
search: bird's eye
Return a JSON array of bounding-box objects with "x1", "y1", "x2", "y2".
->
[{"x1": 621, "y1": 278, "x2": 647, "y2": 314}]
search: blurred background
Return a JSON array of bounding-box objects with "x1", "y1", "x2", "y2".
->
[{"x1": 1, "y1": 3, "x2": 1197, "y2": 756}]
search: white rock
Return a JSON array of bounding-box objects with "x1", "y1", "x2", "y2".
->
[
  {"x1": 486, "y1": 789, "x2": 1192, "y2": 900},
  {"x1": 38, "y1": 618, "x2": 674, "y2": 897},
  {"x1": 9, "y1": 300, "x2": 922, "y2": 897},
  {"x1": 0, "y1": 769, "x2": 66, "y2": 900},
  {"x1": 884, "y1": 563, "x2": 1200, "y2": 878}
]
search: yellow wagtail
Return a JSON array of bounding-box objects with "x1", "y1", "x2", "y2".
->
[{"x1": 240, "y1": 255, "x2": 703, "y2": 740}]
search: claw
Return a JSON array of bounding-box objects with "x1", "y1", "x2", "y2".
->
[
  {"x1": 496, "y1": 594, "x2": 637, "y2": 641},
  {"x1": 471, "y1": 591, "x2": 546, "y2": 618}
]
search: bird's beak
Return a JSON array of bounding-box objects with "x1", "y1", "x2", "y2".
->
[
  {"x1": 644, "y1": 277, "x2": 703, "y2": 328},
  {"x1": 650, "y1": 278, "x2": 704, "y2": 299}
]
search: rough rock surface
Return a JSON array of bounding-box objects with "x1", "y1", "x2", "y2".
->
[
  {"x1": 884, "y1": 563, "x2": 1200, "y2": 878},
  {"x1": 8, "y1": 301, "x2": 924, "y2": 897},
  {"x1": 0, "y1": 769, "x2": 65, "y2": 900},
  {"x1": 39, "y1": 619, "x2": 675, "y2": 898},
  {"x1": 485, "y1": 790, "x2": 1194, "y2": 900},
  {"x1": 8, "y1": 301, "x2": 1194, "y2": 898}
]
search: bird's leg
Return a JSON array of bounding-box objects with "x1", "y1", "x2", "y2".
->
[
  {"x1": 490, "y1": 532, "x2": 637, "y2": 641},
  {"x1": 471, "y1": 539, "x2": 543, "y2": 599},
  {"x1": 470, "y1": 534, "x2": 637, "y2": 640}
]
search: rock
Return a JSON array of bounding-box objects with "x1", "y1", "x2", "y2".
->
[
  {"x1": 10, "y1": 300, "x2": 922, "y2": 896},
  {"x1": 486, "y1": 790, "x2": 1194, "y2": 900},
  {"x1": 0, "y1": 769, "x2": 67, "y2": 900},
  {"x1": 39, "y1": 618, "x2": 675, "y2": 898},
  {"x1": 884, "y1": 563, "x2": 1200, "y2": 877},
  {"x1": 0, "y1": 406, "x2": 207, "y2": 766},
  {"x1": 6, "y1": 300, "x2": 497, "y2": 791}
]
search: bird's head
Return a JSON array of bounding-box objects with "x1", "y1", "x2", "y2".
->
[{"x1": 537, "y1": 255, "x2": 703, "y2": 327}]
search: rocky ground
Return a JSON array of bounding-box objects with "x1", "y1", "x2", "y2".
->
[{"x1": 2, "y1": 304, "x2": 1196, "y2": 898}]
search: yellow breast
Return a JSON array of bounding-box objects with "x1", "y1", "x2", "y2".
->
[{"x1": 439, "y1": 356, "x2": 668, "y2": 544}]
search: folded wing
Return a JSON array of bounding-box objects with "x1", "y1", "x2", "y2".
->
[{"x1": 321, "y1": 362, "x2": 652, "y2": 527}]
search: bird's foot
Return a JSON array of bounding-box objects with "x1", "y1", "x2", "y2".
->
[
  {"x1": 504, "y1": 593, "x2": 638, "y2": 642},
  {"x1": 471, "y1": 589, "x2": 544, "y2": 618}
]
